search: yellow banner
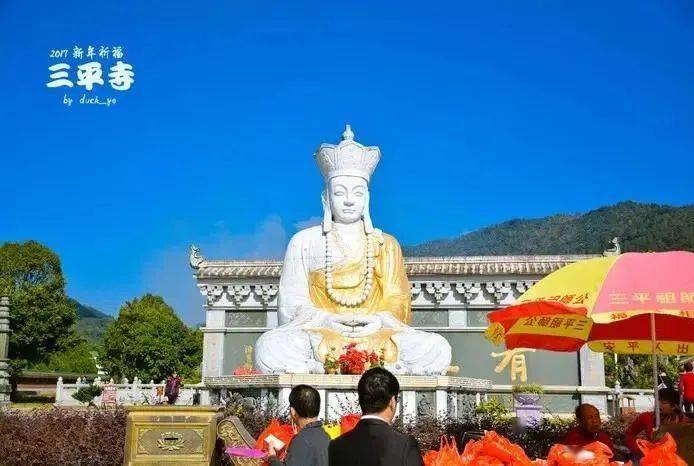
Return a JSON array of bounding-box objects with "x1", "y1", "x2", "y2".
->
[{"x1": 507, "y1": 313, "x2": 593, "y2": 340}]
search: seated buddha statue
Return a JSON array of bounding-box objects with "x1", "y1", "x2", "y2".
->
[{"x1": 254, "y1": 126, "x2": 452, "y2": 375}]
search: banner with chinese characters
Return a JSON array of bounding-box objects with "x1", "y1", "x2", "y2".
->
[{"x1": 487, "y1": 252, "x2": 694, "y2": 356}]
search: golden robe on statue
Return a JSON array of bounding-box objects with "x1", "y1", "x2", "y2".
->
[
  {"x1": 254, "y1": 226, "x2": 452, "y2": 375},
  {"x1": 307, "y1": 233, "x2": 410, "y2": 364}
]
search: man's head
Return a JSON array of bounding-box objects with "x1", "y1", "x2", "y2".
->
[
  {"x1": 575, "y1": 403, "x2": 602, "y2": 434},
  {"x1": 685, "y1": 362, "x2": 693, "y2": 373},
  {"x1": 288, "y1": 384, "x2": 321, "y2": 422},
  {"x1": 658, "y1": 387, "x2": 680, "y2": 416},
  {"x1": 357, "y1": 367, "x2": 400, "y2": 422}
]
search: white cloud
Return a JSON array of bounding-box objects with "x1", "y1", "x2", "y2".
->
[{"x1": 293, "y1": 216, "x2": 322, "y2": 231}]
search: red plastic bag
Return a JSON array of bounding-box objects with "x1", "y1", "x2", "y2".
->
[
  {"x1": 340, "y1": 413, "x2": 361, "y2": 435},
  {"x1": 423, "y1": 437, "x2": 464, "y2": 466},
  {"x1": 423, "y1": 450, "x2": 440, "y2": 466},
  {"x1": 254, "y1": 418, "x2": 295, "y2": 455},
  {"x1": 468, "y1": 457, "x2": 505, "y2": 466},
  {"x1": 637, "y1": 433, "x2": 687, "y2": 466},
  {"x1": 460, "y1": 431, "x2": 533, "y2": 466}
]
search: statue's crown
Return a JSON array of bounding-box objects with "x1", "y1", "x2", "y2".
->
[{"x1": 315, "y1": 125, "x2": 381, "y2": 182}]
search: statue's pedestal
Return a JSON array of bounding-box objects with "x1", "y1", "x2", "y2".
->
[{"x1": 204, "y1": 374, "x2": 492, "y2": 420}]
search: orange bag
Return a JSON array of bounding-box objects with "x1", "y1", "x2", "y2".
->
[
  {"x1": 637, "y1": 433, "x2": 687, "y2": 466},
  {"x1": 423, "y1": 437, "x2": 464, "y2": 466},
  {"x1": 546, "y1": 442, "x2": 630, "y2": 466},
  {"x1": 423, "y1": 450, "x2": 440, "y2": 466},
  {"x1": 460, "y1": 431, "x2": 533, "y2": 466},
  {"x1": 339, "y1": 413, "x2": 361, "y2": 435},
  {"x1": 254, "y1": 418, "x2": 295, "y2": 454}
]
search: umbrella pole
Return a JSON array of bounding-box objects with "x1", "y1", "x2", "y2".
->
[{"x1": 650, "y1": 312, "x2": 660, "y2": 430}]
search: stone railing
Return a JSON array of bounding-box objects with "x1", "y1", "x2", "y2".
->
[
  {"x1": 53, "y1": 375, "x2": 655, "y2": 418},
  {"x1": 54, "y1": 376, "x2": 208, "y2": 407}
]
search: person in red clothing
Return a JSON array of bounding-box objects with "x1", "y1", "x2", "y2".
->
[
  {"x1": 678, "y1": 362, "x2": 694, "y2": 414},
  {"x1": 563, "y1": 404, "x2": 615, "y2": 454},
  {"x1": 624, "y1": 388, "x2": 688, "y2": 459}
]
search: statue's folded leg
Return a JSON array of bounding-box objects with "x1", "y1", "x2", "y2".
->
[
  {"x1": 391, "y1": 330, "x2": 452, "y2": 376},
  {"x1": 254, "y1": 328, "x2": 324, "y2": 374}
]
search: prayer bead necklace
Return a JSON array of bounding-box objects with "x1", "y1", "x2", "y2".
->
[{"x1": 325, "y1": 230, "x2": 375, "y2": 307}]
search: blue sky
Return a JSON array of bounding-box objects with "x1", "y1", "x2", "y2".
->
[{"x1": 1, "y1": 1, "x2": 692, "y2": 324}]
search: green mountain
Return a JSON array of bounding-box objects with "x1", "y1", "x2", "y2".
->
[
  {"x1": 405, "y1": 201, "x2": 694, "y2": 256},
  {"x1": 70, "y1": 298, "x2": 113, "y2": 344}
]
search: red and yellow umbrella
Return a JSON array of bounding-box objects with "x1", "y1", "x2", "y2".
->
[
  {"x1": 486, "y1": 251, "x2": 694, "y2": 355},
  {"x1": 485, "y1": 251, "x2": 694, "y2": 427}
]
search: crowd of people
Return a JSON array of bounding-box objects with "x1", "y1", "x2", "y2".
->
[{"x1": 264, "y1": 365, "x2": 693, "y2": 466}]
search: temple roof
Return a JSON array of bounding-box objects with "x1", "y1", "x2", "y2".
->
[{"x1": 192, "y1": 254, "x2": 600, "y2": 279}]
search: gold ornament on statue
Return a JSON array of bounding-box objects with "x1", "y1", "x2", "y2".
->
[{"x1": 244, "y1": 346, "x2": 253, "y2": 371}]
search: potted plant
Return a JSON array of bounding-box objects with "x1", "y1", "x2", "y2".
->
[{"x1": 512, "y1": 384, "x2": 544, "y2": 406}]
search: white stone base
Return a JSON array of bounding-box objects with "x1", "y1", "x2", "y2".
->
[{"x1": 205, "y1": 374, "x2": 492, "y2": 421}]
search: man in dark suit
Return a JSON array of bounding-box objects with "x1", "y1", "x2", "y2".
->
[
  {"x1": 268, "y1": 384, "x2": 330, "y2": 466},
  {"x1": 329, "y1": 367, "x2": 424, "y2": 466}
]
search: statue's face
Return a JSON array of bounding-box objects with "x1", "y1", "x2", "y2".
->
[{"x1": 328, "y1": 175, "x2": 367, "y2": 224}]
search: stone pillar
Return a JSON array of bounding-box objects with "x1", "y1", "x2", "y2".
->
[
  {"x1": 435, "y1": 390, "x2": 448, "y2": 419},
  {"x1": 317, "y1": 389, "x2": 327, "y2": 420},
  {"x1": 579, "y1": 346, "x2": 607, "y2": 413},
  {"x1": 401, "y1": 391, "x2": 416, "y2": 421},
  {"x1": 0, "y1": 297, "x2": 11, "y2": 408},
  {"x1": 279, "y1": 387, "x2": 291, "y2": 411},
  {"x1": 202, "y1": 308, "x2": 226, "y2": 378}
]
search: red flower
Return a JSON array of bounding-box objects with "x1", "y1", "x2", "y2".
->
[
  {"x1": 337, "y1": 344, "x2": 382, "y2": 375},
  {"x1": 233, "y1": 366, "x2": 261, "y2": 375}
]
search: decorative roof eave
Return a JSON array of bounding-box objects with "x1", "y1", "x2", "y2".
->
[{"x1": 190, "y1": 246, "x2": 599, "y2": 279}]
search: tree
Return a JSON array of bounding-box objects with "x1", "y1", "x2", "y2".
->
[
  {"x1": 101, "y1": 294, "x2": 202, "y2": 382},
  {"x1": 0, "y1": 241, "x2": 79, "y2": 381},
  {"x1": 31, "y1": 341, "x2": 98, "y2": 374},
  {"x1": 604, "y1": 353, "x2": 682, "y2": 388}
]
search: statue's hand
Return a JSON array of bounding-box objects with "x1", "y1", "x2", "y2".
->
[{"x1": 328, "y1": 313, "x2": 382, "y2": 338}]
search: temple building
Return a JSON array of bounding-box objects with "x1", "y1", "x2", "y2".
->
[{"x1": 191, "y1": 251, "x2": 608, "y2": 413}]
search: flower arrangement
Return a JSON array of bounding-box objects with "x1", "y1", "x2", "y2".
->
[
  {"x1": 324, "y1": 347, "x2": 340, "y2": 374},
  {"x1": 338, "y1": 343, "x2": 384, "y2": 375}
]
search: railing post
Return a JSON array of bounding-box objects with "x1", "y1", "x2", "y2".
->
[
  {"x1": 613, "y1": 381, "x2": 622, "y2": 418},
  {"x1": 0, "y1": 297, "x2": 12, "y2": 408},
  {"x1": 55, "y1": 376, "x2": 64, "y2": 405},
  {"x1": 132, "y1": 376, "x2": 141, "y2": 403}
]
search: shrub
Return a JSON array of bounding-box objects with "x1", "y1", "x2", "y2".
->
[
  {"x1": 72, "y1": 384, "x2": 103, "y2": 404},
  {"x1": 474, "y1": 398, "x2": 510, "y2": 419},
  {"x1": 0, "y1": 408, "x2": 126, "y2": 465},
  {"x1": 223, "y1": 392, "x2": 289, "y2": 439},
  {"x1": 512, "y1": 384, "x2": 545, "y2": 395}
]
